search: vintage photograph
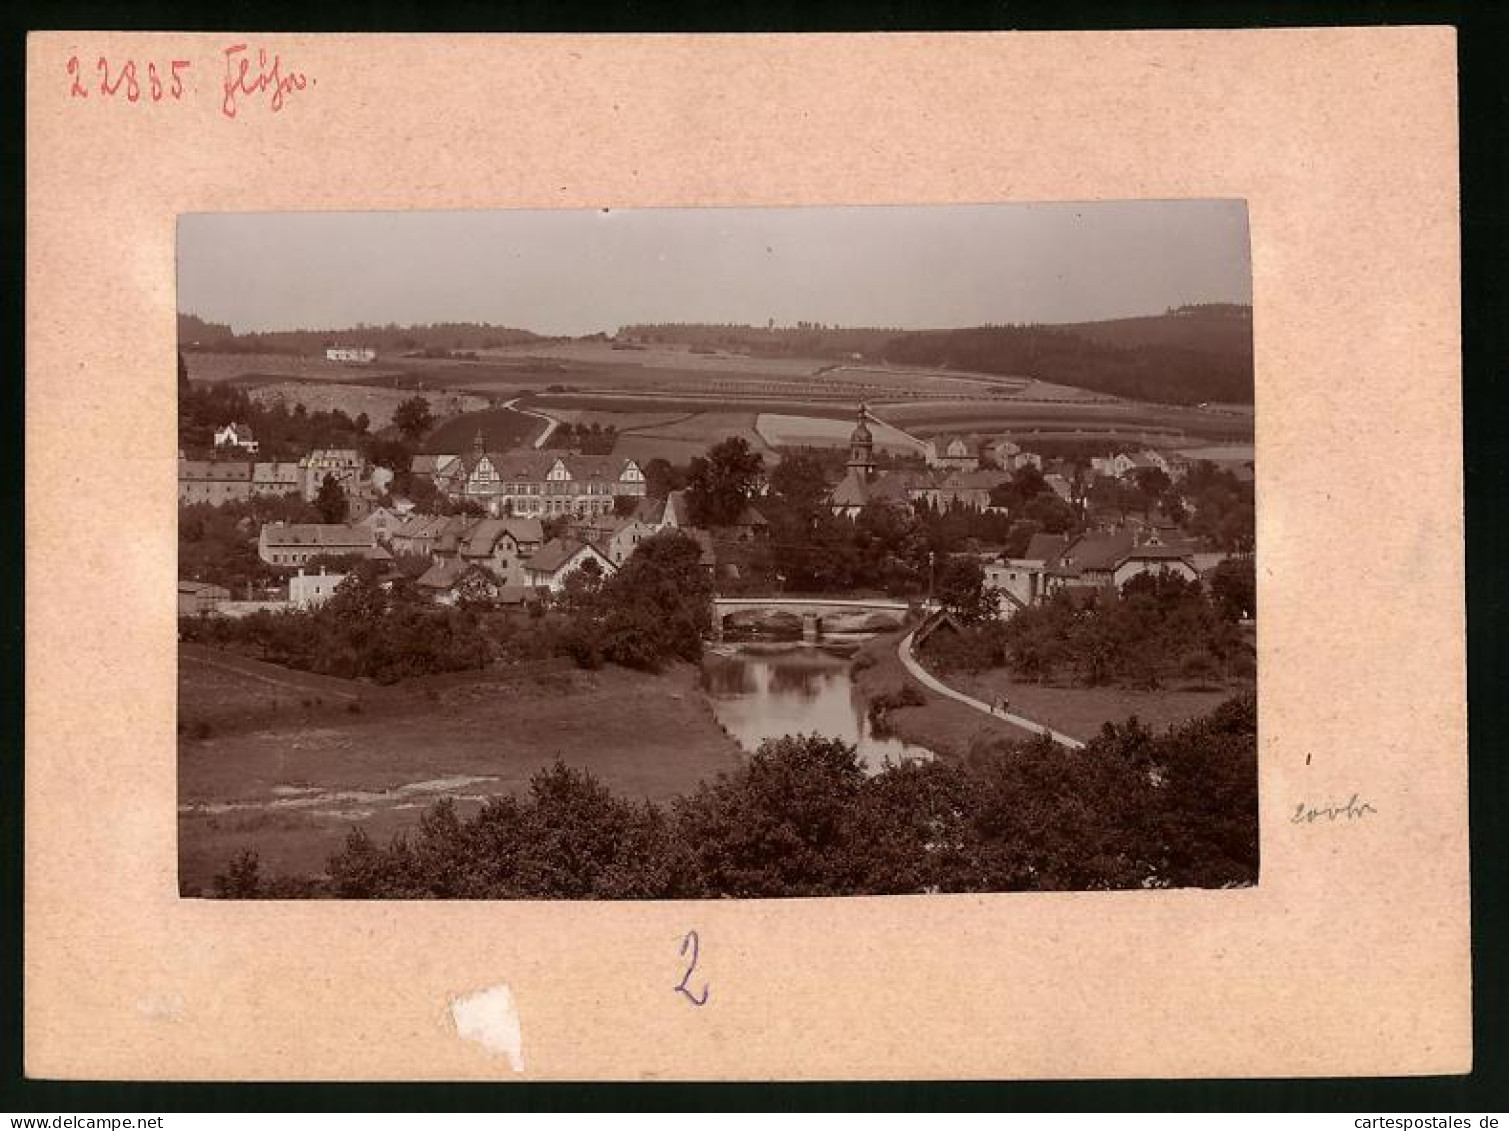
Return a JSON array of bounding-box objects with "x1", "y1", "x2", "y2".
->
[{"x1": 176, "y1": 202, "x2": 1258, "y2": 899}]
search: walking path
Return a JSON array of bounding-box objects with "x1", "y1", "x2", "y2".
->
[
  {"x1": 896, "y1": 630, "x2": 1086, "y2": 750},
  {"x1": 503, "y1": 396, "x2": 560, "y2": 449}
]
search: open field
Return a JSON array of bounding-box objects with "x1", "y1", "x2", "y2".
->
[
  {"x1": 424, "y1": 406, "x2": 547, "y2": 454},
  {"x1": 851, "y1": 631, "x2": 1252, "y2": 753},
  {"x1": 946, "y1": 668, "x2": 1254, "y2": 745},
  {"x1": 479, "y1": 340, "x2": 826, "y2": 376},
  {"x1": 1176, "y1": 443, "x2": 1257, "y2": 463},
  {"x1": 178, "y1": 650, "x2": 745, "y2": 893},
  {"x1": 756, "y1": 412, "x2": 925, "y2": 454},
  {"x1": 245, "y1": 381, "x2": 488, "y2": 428},
  {"x1": 184, "y1": 351, "x2": 405, "y2": 385},
  {"x1": 545, "y1": 409, "x2": 690, "y2": 430}
]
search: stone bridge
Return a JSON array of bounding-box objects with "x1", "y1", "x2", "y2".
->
[{"x1": 711, "y1": 596, "x2": 919, "y2": 641}]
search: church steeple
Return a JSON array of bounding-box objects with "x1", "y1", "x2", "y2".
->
[
  {"x1": 846, "y1": 402, "x2": 876, "y2": 480},
  {"x1": 472, "y1": 429, "x2": 486, "y2": 458}
]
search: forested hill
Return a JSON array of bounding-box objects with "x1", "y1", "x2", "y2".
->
[
  {"x1": 177, "y1": 313, "x2": 544, "y2": 355},
  {"x1": 1053, "y1": 304, "x2": 1253, "y2": 356},
  {"x1": 619, "y1": 305, "x2": 1253, "y2": 405}
]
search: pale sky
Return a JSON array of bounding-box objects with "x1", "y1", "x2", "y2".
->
[{"x1": 177, "y1": 201, "x2": 1251, "y2": 337}]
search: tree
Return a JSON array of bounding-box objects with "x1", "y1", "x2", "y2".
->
[
  {"x1": 934, "y1": 554, "x2": 995, "y2": 624},
  {"x1": 643, "y1": 458, "x2": 685, "y2": 500},
  {"x1": 597, "y1": 530, "x2": 715, "y2": 669},
  {"x1": 1209, "y1": 555, "x2": 1256, "y2": 621},
  {"x1": 177, "y1": 351, "x2": 190, "y2": 395},
  {"x1": 769, "y1": 452, "x2": 830, "y2": 521},
  {"x1": 392, "y1": 396, "x2": 435, "y2": 442},
  {"x1": 315, "y1": 473, "x2": 350, "y2": 523},
  {"x1": 686, "y1": 437, "x2": 764, "y2": 527}
]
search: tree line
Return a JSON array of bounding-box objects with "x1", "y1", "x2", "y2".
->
[
  {"x1": 922, "y1": 567, "x2": 1257, "y2": 690},
  {"x1": 211, "y1": 693, "x2": 1258, "y2": 898}
]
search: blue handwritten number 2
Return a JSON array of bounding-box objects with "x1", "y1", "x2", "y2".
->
[{"x1": 675, "y1": 931, "x2": 709, "y2": 1006}]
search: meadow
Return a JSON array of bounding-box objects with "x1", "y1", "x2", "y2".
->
[
  {"x1": 177, "y1": 649, "x2": 744, "y2": 894},
  {"x1": 423, "y1": 406, "x2": 545, "y2": 453}
]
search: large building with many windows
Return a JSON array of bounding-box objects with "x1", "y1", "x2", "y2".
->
[{"x1": 422, "y1": 433, "x2": 648, "y2": 518}]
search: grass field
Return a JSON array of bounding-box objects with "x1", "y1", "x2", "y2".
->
[
  {"x1": 178, "y1": 652, "x2": 745, "y2": 893},
  {"x1": 423, "y1": 406, "x2": 546, "y2": 454},
  {"x1": 184, "y1": 351, "x2": 405, "y2": 385},
  {"x1": 246, "y1": 382, "x2": 488, "y2": 428},
  {"x1": 756, "y1": 412, "x2": 924, "y2": 454},
  {"x1": 947, "y1": 669, "x2": 1254, "y2": 744},
  {"x1": 851, "y1": 631, "x2": 1252, "y2": 754}
]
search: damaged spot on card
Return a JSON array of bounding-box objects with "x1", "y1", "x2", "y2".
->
[{"x1": 450, "y1": 983, "x2": 523, "y2": 1072}]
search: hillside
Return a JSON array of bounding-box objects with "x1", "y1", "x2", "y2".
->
[
  {"x1": 620, "y1": 305, "x2": 1253, "y2": 405},
  {"x1": 1053, "y1": 304, "x2": 1253, "y2": 356}
]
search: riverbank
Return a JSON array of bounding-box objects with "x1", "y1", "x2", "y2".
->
[
  {"x1": 851, "y1": 631, "x2": 1043, "y2": 757},
  {"x1": 178, "y1": 649, "x2": 745, "y2": 893}
]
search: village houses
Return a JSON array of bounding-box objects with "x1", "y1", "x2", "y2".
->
[{"x1": 982, "y1": 527, "x2": 1207, "y2": 619}]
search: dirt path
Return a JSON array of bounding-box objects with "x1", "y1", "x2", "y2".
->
[
  {"x1": 503, "y1": 395, "x2": 559, "y2": 448},
  {"x1": 896, "y1": 630, "x2": 1086, "y2": 750}
]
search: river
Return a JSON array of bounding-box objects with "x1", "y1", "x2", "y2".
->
[{"x1": 700, "y1": 640, "x2": 933, "y2": 772}]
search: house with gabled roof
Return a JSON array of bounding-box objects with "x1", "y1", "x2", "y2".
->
[
  {"x1": 984, "y1": 526, "x2": 1201, "y2": 616},
  {"x1": 923, "y1": 435, "x2": 982, "y2": 471},
  {"x1": 213, "y1": 422, "x2": 259, "y2": 454},
  {"x1": 257, "y1": 522, "x2": 378, "y2": 568},
  {"x1": 634, "y1": 489, "x2": 693, "y2": 530},
  {"x1": 522, "y1": 538, "x2": 617, "y2": 593},
  {"x1": 416, "y1": 559, "x2": 507, "y2": 607},
  {"x1": 453, "y1": 516, "x2": 546, "y2": 585},
  {"x1": 444, "y1": 432, "x2": 647, "y2": 518}
]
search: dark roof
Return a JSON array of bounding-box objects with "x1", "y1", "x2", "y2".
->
[
  {"x1": 732, "y1": 504, "x2": 769, "y2": 527},
  {"x1": 1062, "y1": 531, "x2": 1136, "y2": 572},
  {"x1": 829, "y1": 470, "x2": 871, "y2": 508},
  {"x1": 417, "y1": 559, "x2": 494, "y2": 591},
  {"x1": 1021, "y1": 533, "x2": 1071, "y2": 564},
  {"x1": 458, "y1": 517, "x2": 546, "y2": 557},
  {"x1": 914, "y1": 609, "x2": 965, "y2": 647},
  {"x1": 633, "y1": 495, "x2": 667, "y2": 524},
  {"x1": 526, "y1": 538, "x2": 594, "y2": 575},
  {"x1": 260, "y1": 523, "x2": 375, "y2": 548},
  {"x1": 179, "y1": 460, "x2": 254, "y2": 482}
]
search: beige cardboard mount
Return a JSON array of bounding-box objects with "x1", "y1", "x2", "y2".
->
[{"x1": 25, "y1": 29, "x2": 1467, "y2": 1080}]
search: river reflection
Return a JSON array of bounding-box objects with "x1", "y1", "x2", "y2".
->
[{"x1": 701, "y1": 642, "x2": 933, "y2": 773}]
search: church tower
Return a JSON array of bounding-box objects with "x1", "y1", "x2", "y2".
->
[{"x1": 846, "y1": 402, "x2": 876, "y2": 480}]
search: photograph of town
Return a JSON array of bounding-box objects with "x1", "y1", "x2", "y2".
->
[{"x1": 176, "y1": 202, "x2": 1258, "y2": 899}]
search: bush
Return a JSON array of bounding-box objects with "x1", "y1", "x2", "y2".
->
[{"x1": 212, "y1": 697, "x2": 1259, "y2": 899}]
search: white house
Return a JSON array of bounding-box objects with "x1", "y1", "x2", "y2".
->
[
  {"x1": 213, "y1": 422, "x2": 259, "y2": 454},
  {"x1": 289, "y1": 569, "x2": 348, "y2": 610},
  {"x1": 522, "y1": 538, "x2": 617, "y2": 593},
  {"x1": 325, "y1": 346, "x2": 377, "y2": 363}
]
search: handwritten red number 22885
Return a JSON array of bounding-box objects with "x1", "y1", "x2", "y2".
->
[{"x1": 67, "y1": 56, "x2": 189, "y2": 102}]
